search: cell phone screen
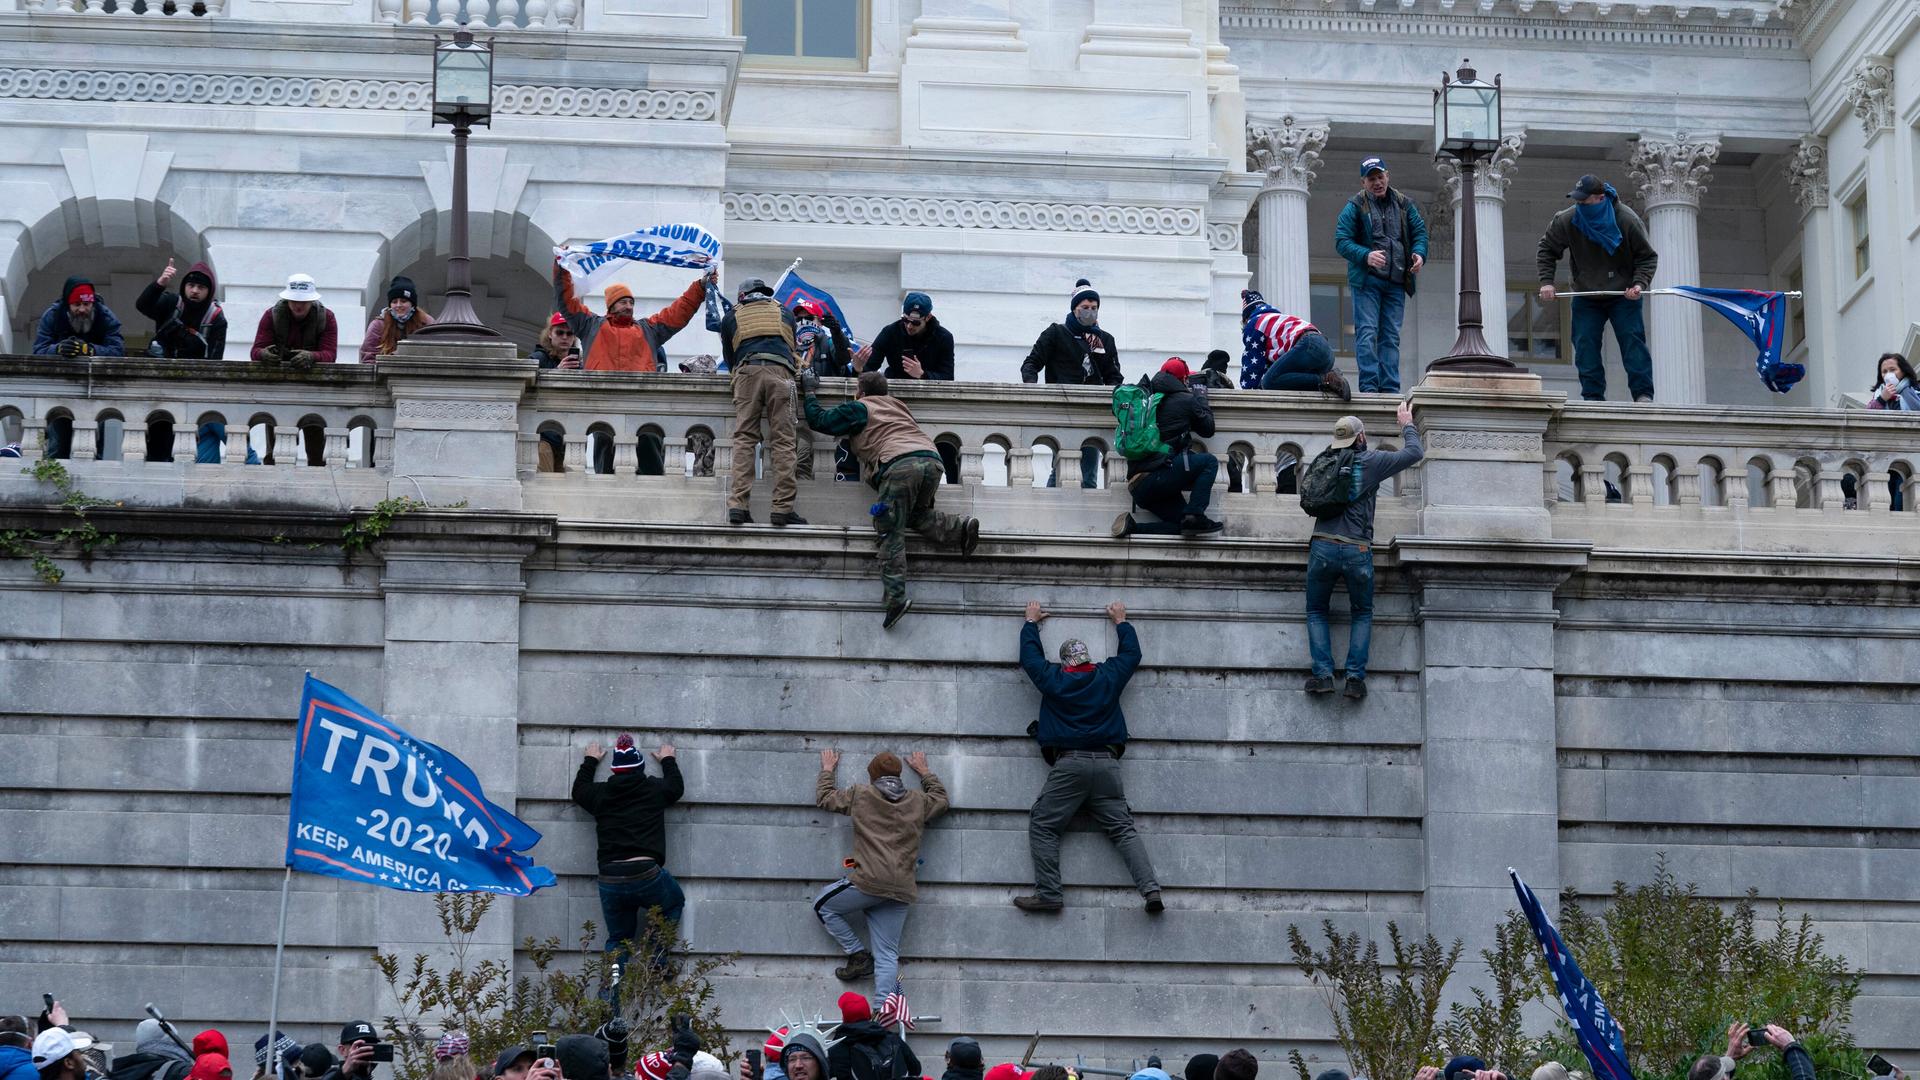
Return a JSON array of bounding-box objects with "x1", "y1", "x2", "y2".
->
[{"x1": 1868, "y1": 1056, "x2": 1894, "y2": 1077}]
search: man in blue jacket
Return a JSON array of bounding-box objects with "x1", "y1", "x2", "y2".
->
[
  {"x1": 1013, "y1": 599, "x2": 1162, "y2": 915},
  {"x1": 1, "y1": 1016, "x2": 37, "y2": 1080},
  {"x1": 1333, "y1": 158, "x2": 1427, "y2": 395}
]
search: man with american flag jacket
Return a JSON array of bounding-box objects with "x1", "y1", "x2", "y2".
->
[{"x1": 1238, "y1": 289, "x2": 1351, "y2": 401}]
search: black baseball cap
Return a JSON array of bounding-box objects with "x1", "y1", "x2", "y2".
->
[
  {"x1": 946, "y1": 1039, "x2": 982, "y2": 1069},
  {"x1": 1567, "y1": 174, "x2": 1608, "y2": 199},
  {"x1": 493, "y1": 1047, "x2": 536, "y2": 1077},
  {"x1": 339, "y1": 1023, "x2": 376, "y2": 1047}
]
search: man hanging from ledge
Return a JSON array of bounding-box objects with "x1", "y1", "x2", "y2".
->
[{"x1": 800, "y1": 369, "x2": 981, "y2": 629}]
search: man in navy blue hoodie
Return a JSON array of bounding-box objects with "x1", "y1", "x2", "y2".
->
[{"x1": 1013, "y1": 599, "x2": 1162, "y2": 915}]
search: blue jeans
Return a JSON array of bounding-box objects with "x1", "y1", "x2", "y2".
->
[
  {"x1": 1258, "y1": 332, "x2": 1335, "y2": 391},
  {"x1": 1128, "y1": 450, "x2": 1218, "y2": 533},
  {"x1": 597, "y1": 865, "x2": 686, "y2": 1009},
  {"x1": 1570, "y1": 296, "x2": 1653, "y2": 401},
  {"x1": 1351, "y1": 277, "x2": 1406, "y2": 394},
  {"x1": 1305, "y1": 538, "x2": 1375, "y2": 680}
]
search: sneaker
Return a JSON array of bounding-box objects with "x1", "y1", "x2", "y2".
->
[
  {"x1": 1111, "y1": 512, "x2": 1134, "y2": 538},
  {"x1": 883, "y1": 599, "x2": 912, "y2": 630},
  {"x1": 1320, "y1": 370, "x2": 1352, "y2": 402},
  {"x1": 1303, "y1": 675, "x2": 1335, "y2": 694},
  {"x1": 833, "y1": 949, "x2": 874, "y2": 981},
  {"x1": 1343, "y1": 677, "x2": 1368, "y2": 701},
  {"x1": 0, "y1": 443, "x2": 20, "y2": 459},
  {"x1": 727, "y1": 508, "x2": 753, "y2": 525},
  {"x1": 1180, "y1": 514, "x2": 1224, "y2": 535},
  {"x1": 771, "y1": 511, "x2": 808, "y2": 526},
  {"x1": 1144, "y1": 892, "x2": 1165, "y2": 915},
  {"x1": 1013, "y1": 895, "x2": 1064, "y2": 913},
  {"x1": 1634, "y1": 394, "x2": 1655, "y2": 403},
  {"x1": 961, "y1": 517, "x2": 981, "y2": 556}
]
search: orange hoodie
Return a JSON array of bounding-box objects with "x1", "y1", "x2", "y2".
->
[{"x1": 557, "y1": 273, "x2": 705, "y2": 372}]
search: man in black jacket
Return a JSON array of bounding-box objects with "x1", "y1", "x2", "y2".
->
[
  {"x1": 1114, "y1": 359, "x2": 1222, "y2": 538},
  {"x1": 1023, "y1": 279, "x2": 1119, "y2": 488},
  {"x1": 826, "y1": 993, "x2": 919, "y2": 1080},
  {"x1": 937, "y1": 1041, "x2": 981, "y2": 1080},
  {"x1": 859, "y1": 292, "x2": 955, "y2": 382},
  {"x1": 572, "y1": 734, "x2": 686, "y2": 1007}
]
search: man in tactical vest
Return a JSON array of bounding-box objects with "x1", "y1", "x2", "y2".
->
[{"x1": 719, "y1": 278, "x2": 805, "y2": 526}]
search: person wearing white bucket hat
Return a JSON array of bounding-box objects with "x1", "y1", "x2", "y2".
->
[{"x1": 250, "y1": 273, "x2": 337, "y2": 371}]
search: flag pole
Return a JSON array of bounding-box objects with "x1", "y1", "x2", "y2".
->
[
  {"x1": 264, "y1": 864, "x2": 292, "y2": 1057},
  {"x1": 772, "y1": 257, "x2": 802, "y2": 295},
  {"x1": 1552, "y1": 289, "x2": 1803, "y2": 299}
]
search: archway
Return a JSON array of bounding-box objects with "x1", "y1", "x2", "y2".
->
[
  {"x1": 367, "y1": 208, "x2": 561, "y2": 356},
  {"x1": 6, "y1": 205, "x2": 211, "y2": 355}
]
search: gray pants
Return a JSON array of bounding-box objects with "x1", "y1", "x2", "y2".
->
[
  {"x1": 814, "y1": 878, "x2": 909, "y2": 1000},
  {"x1": 1027, "y1": 752, "x2": 1159, "y2": 903}
]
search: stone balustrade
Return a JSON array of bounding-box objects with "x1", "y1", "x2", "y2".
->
[
  {"x1": 3, "y1": 345, "x2": 1917, "y2": 555},
  {"x1": 377, "y1": 0, "x2": 579, "y2": 31},
  {"x1": 12, "y1": 0, "x2": 223, "y2": 15}
]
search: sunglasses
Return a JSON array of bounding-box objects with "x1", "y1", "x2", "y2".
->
[{"x1": 902, "y1": 314, "x2": 926, "y2": 325}]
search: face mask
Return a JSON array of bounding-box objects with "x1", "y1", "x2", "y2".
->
[{"x1": 1075, "y1": 309, "x2": 1097, "y2": 327}]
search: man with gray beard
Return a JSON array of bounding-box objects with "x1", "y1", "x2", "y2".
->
[{"x1": 33, "y1": 277, "x2": 125, "y2": 358}]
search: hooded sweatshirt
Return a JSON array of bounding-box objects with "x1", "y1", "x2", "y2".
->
[
  {"x1": 136, "y1": 263, "x2": 226, "y2": 359},
  {"x1": 780, "y1": 1036, "x2": 828, "y2": 1080},
  {"x1": 2, "y1": 1046, "x2": 39, "y2": 1080},
  {"x1": 556, "y1": 270, "x2": 705, "y2": 372},
  {"x1": 191, "y1": 1034, "x2": 228, "y2": 1061},
  {"x1": 816, "y1": 767, "x2": 950, "y2": 903},
  {"x1": 826, "y1": 1023, "x2": 920, "y2": 1080},
  {"x1": 33, "y1": 275, "x2": 126, "y2": 356}
]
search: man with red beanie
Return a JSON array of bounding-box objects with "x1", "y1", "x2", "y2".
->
[
  {"x1": 827, "y1": 992, "x2": 920, "y2": 1080},
  {"x1": 1114, "y1": 358, "x2": 1223, "y2": 538},
  {"x1": 572, "y1": 733, "x2": 685, "y2": 1009},
  {"x1": 33, "y1": 276, "x2": 125, "y2": 358},
  {"x1": 554, "y1": 262, "x2": 708, "y2": 372},
  {"x1": 814, "y1": 749, "x2": 948, "y2": 1006}
]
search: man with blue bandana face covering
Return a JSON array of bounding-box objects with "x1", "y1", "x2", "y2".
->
[{"x1": 1538, "y1": 173, "x2": 1661, "y2": 402}]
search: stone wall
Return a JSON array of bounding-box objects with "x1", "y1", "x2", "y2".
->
[{"x1": 3, "y1": 346, "x2": 1918, "y2": 1069}]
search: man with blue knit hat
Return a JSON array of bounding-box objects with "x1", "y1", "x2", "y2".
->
[
  {"x1": 860, "y1": 291, "x2": 955, "y2": 381},
  {"x1": 1023, "y1": 278, "x2": 1120, "y2": 487},
  {"x1": 1538, "y1": 173, "x2": 1661, "y2": 402},
  {"x1": 1334, "y1": 157, "x2": 1426, "y2": 394},
  {"x1": 572, "y1": 733, "x2": 685, "y2": 1008}
]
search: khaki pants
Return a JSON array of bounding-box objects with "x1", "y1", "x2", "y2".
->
[{"x1": 729, "y1": 362, "x2": 798, "y2": 514}]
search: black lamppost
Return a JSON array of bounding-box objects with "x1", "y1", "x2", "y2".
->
[
  {"x1": 415, "y1": 30, "x2": 503, "y2": 340},
  {"x1": 1427, "y1": 59, "x2": 1520, "y2": 373}
]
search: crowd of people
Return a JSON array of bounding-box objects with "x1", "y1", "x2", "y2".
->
[{"x1": 2, "y1": 996, "x2": 1842, "y2": 1080}]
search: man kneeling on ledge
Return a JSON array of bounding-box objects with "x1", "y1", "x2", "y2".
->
[{"x1": 1114, "y1": 358, "x2": 1224, "y2": 539}]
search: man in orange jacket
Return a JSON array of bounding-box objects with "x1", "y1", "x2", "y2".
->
[{"x1": 554, "y1": 262, "x2": 709, "y2": 372}]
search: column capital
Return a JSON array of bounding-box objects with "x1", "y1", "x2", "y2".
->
[
  {"x1": 1434, "y1": 130, "x2": 1526, "y2": 203},
  {"x1": 1628, "y1": 132, "x2": 1720, "y2": 210},
  {"x1": 1845, "y1": 56, "x2": 1895, "y2": 139},
  {"x1": 1787, "y1": 135, "x2": 1829, "y2": 215},
  {"x1": 1247, "y1": 115, "x2": 1327, "y2": 194}
]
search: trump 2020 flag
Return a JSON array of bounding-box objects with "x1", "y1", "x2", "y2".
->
[
  {"x1": 1511, "y1": 869, "x2": 1632, "y2": 1080},
  {"x1": 774, "y1": 267, "x2": 857, "y2": 342},
  {"x1": 554, "y1": 224, "x2": 721, "y2": 293},
  {"x1": 1668, "y1": 286, "x2": 1803, "y2": 394},
  {"x1": 286, "y1": 675, "x2": 556, "y2": 896}
]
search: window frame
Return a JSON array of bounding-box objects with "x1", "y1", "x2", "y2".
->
[
  {"x1": 1308, "y1": 273, "x2": 1355, "y2": 357},
  {"x1": 1847, "y1": 188, "x2": 1871, "y2": 280},
  {"x1": 734, "y1": 0, "x2": 869, "y2": 71},
  {"x1": 1504, "y1": 285, "x2": 1569, "y2": 363}
]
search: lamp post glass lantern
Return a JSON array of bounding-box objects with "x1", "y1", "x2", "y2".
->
[
  {"x1": 415, "y1": 30, "x2": 502, "y2": 339},
  {"x1": 1428, "y1": 59, "x2": 1520, "y2": 372}
]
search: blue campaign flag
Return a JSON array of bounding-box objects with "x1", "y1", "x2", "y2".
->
[
  {"x1": 285, "y1": 675, "x2": 557, "y2": 896},
  {"x1": 774, "y1": 268, "x2": 857, "y2": 342},
  {"x1": 1510, "y1": 869, "x2": 1634, "y2": 1080},
  {"x1": 1668, "y1": 286, "x2": 1803, "y2": 394}
]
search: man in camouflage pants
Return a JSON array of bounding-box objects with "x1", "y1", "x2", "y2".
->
[{"x1": 800, "y1": 370, "x2": 981, "y2": 630}]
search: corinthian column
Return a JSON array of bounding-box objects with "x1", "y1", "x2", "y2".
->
[
  {"x1": 1436, "y1": 131, "x2": 1525, "y2": 332},
  {"x1": 1247, "y1": 115, "x2": 1327, "y2": 316},
  {"x1": 1629, "y1": 132, "x2": 1720, "y2": 404}
]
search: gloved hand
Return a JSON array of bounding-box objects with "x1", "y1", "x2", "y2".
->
[
  {"x1": 668, "y1": 1015, "x2": 701, "y2": 1069},
  {"x1": 259, "y1": 346, "x2": 285, "y2": 366},
  {"x1": 799, "y1": 369, "x2": 820, "y2": 395},
  {"x1": 288, "y1": 349, "x2": 316, "y2": 372},
  {"x1": 56, "y1": 338, "x2": 92, "y2": 357}
]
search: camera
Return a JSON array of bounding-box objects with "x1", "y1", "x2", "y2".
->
[
  {"x1": 1747, "y1": 1029, "x2": 1768, "y2": 1049},
  {"x1": 371, "y1": 1046, "x2": 395, "y2": 1064},
  {"x1": 533, "y1": 1032, "x2": 557, "y2": 1061}
]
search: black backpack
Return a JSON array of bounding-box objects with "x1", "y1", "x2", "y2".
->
[
  {"x1": 846, "y1": 1039, "x2": 910, "y2": 1080},
  {"x1": 1298, "y1": 445, "x2": 1360, "y2": 517}
]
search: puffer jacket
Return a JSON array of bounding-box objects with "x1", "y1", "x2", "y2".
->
[{"x1": 1127, "y1": 369, "x2": 1215, "y2": 476}]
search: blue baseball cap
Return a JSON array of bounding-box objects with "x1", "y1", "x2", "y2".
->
[{"x1": 1361, "y1": 156, "x2": 1388, "y2": 176}]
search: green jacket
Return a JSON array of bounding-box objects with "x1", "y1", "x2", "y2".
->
[
  {"x1": 1537, "y1": 200, "x2": 1659, "y2": 293},
  {"x1": 1334, "y1": 189, "x2": 1429, "y2": 296}
]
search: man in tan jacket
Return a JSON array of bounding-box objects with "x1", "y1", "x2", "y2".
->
[
  {"x1": 814, "y1": 748, "x2": 949, "y2": 1007},
  {"x1": 800, "y1": 370, "x2": 980, "y2": 629}
]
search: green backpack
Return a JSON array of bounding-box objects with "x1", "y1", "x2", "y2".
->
[{"x1": 1112, "y1": 384, "x2": 1170, "y2": 461}]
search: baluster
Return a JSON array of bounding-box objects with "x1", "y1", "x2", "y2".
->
[
  {"x1": 564, "y1": 434, "x2": 588, "y2": 473},
  {"x1": 1008, "y1": 447, "x2": 1034, "y2": 487},
  {"x1": 324, "y1": 428, "x2": 349, "y2": 467},
  {"x1": 1580, "y1": 464, "x2": 1606, "y2": 508},
  {"x1": 120, "y1": 425, "x2": 147, "y2": 463},
  {"x1": 71, "y1": 423, "x2": 98, "y2": 461},
  {"x1": 201, "y1": 0, "x2": 225, "y2": 14},
  {"x1": 376, "y1": 0, "x2": 401, "y2": 21},
  {"x1": 20, "y1": 419, "x2": 45, "y2": 459},
  {"x1": 714, "y1": 442, "x2": 733, "y2": 479},
  {"x1": 663, "y1": 436, "x2": 688, "y2": 477},
  {"x1": 1675, "y1": 468, "x2": 1701, "y2": 506},
  {"x1": 173, "y1": 425, "x2": 196, "y2": 463},
  {"x1": 1816, "y1": 470, "x2": 1844, "y2": 511},
  {"x1": 813, "y1": 442, "x2": 834, "y2": 480},
  {"x1": 1863, "y1": 471, "x2": 1890, "y2": 514},
  {"x1": 1103, "y1": 451, "x2": 1125, "y2": 491},
  {"x1": 517, "y1": 433, "x2": 538, "y2": 475},
  {"x1": 406, "y1": 0, "x2": 429, "y2": 25},
  {"x1": 1768, "y1": 472, "x2": 1796, "y2": 509},
  {"x1": 960, "y1": 443, "x2": 984, "y2": 485},
  {"x1": 1721, "y1": 469, "x2": 1747, "y2": 510},
  {"x1": 551, "y1": 0, "x2": 576, "y2": 28},
  {"x1": 524, "y1": 0, "x2": 546, "y2": 25},
  {"x1": 227, "y1": 426, "x2": 250, "y2": 465},
  {"x1": 1626, "y1": 464, "x2": 1654, "y2": 507},
  {"x1": 273, "y1": 427, "x2": 300, "y2": 467},
  {"x1": 1251, "y1": 451, "x2": 1276, "y2": 498},
  {"x1": 373, "y1": 429, "x2": 395, "y2": 468},
  {"x1": 84, "y1": 0, "x2": 107, "y2": 14},
  {"x1": 613, "y1": 436, "x2": 638, "y2": 475}
]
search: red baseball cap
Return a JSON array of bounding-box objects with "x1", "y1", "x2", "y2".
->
[{"x1": 1160, "y1": 357, "x2": 1191, "y2": 380}]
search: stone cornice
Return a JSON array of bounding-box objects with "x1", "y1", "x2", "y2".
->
[
  {"x1": 722, "y1": 192, "x2": 1206, "y2": 238},
  {"x1": 724, "y1": 143, "x2": 1233, "y2": 186},
  {"x1": 1221, "y1": 4, "x2": 1798, "y2": 50},
  {"x1": 0, "y1": 67, "x2": 720, "y2": 120}
]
